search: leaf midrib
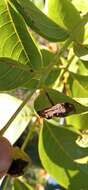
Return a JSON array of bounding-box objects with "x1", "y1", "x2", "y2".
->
[
  {"x1": 6, "y1": 1, "x2": 31, "y2": 66},
  {"x1": 46, "y1": 123, "x2": 88, "y2": 175}
]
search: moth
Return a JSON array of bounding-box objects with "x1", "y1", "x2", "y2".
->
[{"x1": 38, "y1": 102, "x2": 75, "y2": 119}]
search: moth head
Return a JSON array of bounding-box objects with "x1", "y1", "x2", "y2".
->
[{"x1": 64, "y1": 102, "x2": 76, "y2": 114}]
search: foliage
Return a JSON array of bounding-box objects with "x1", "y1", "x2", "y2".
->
[{"x1": 0, "y1": 0, "x2": 88, "y2": 189}]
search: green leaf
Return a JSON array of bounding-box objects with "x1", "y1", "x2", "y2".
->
[
  {"x1": 74, "y1": 15, "x2": 88, "y2": 46},
  {"x1": 71, "y1": 79, "x2": 88, "y2": 98},
  {"x1": 41, "y1": 49, "x2": 60, "y2": 86},
  {"x1": 82, "y1": 16, "x2": 88, "y2": 45},
  {"x1": 48, "y1": 0, "x2": 84, "y2": 43},
  {"x1": 14, "y1": 179, "x2": 35, "y2": 190},
  {"x1": 77, "y1": 60, "x2": 88, "y2": 75},
  {"x1": 81, "y1": 60, "x2": 88, "y2": 72},
  {"x1": 74, "y1": 43, "x2": 88, "y2": 61},
  {"x1": 66, "y1": 98, "x2": 88, "y2": 130},
  {"x1": 7, "y1": 1, "x2": 43, "y2": 70},
  {"x1": 0, "y1": 0, "x2": 29, "y2": 66},
  {"x1": 74, "y1": 98, "x2": 88, "y2": 106},
  {"x1": 72, "y1": 0, "x2": 88, "y2": 14},
  {"x1": 41, "y1": 49, "x2": 55, "y2": 67},
  {"x1": 45, "y1": 68, "x2": 60, "y2": 87},
  {"x1": 39, "y1": 120, "x2": 88, "y2": 189},
  {"x1": 71, "y1": 72, "x2": 88, "y2": 91},
  {"x1": 9, "y1": 0, "x2": 69, "y2": 42},
  {"x1": 34, "y1": 89, "x2": 88, "y2": 116},
  {"x1": 76, "y1": 130, "x2": 88, "y2": 148},
  {"x1": 48, "y1": 0, "x2": 81, "y2": 29},
  {"x1": 23, "y1": 79, "x2": 39, "y2": 90},
  {"x1": 0, "y1": 57, "x2": 35, "y2": 90},
  {"x1": 48, "y1": 0, "x2": 81, "y2": 31},
  {"x1": 67, "y1": 112, "x2": 88, "y2": 130},
  {"x1": 32, "y1": 0, "x2": 44, "y2": 10},
  {"x1": 0, "y1": 0, "x2": 42, "y2": 70}
]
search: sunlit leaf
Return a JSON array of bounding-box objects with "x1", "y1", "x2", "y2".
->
[
  {"x1": 32, "y1": 0, "x2": 44, "y2": 10},
  {"x1": 72, "y1": 0, "x2": 88, "y2": 14},
  {"x1": 7, "y1": 1, "x2": 43, "y2": 70},
  {"x1": 76, "y1": 133, "x2": 88, "y2": 148},
  {"x1": 77, "y1": 60, "x2": 88, "y2": 75},
  {"x1": 71, "y1": 72, "x2": 88, "y2": 91},
  {"x1": 48, "y1": 0, "x2": 84, "y2": 43},
  {"x1": 0, "y1": 0, "x2": 29, "y2": 65},
  {"x1": 71, "y1": 79, "x2": 88, "y2": 98},
  {"x1": 48, "y1": 0, "x2": 81, "y2": 29},
  {"x1": 0, "y1": 93, "x2": 32, "y2": 144},
  {"x1": 0, "y1": 0, "x2": 42, "y2": 70},
  {"x1": 74, "y1": 98, "x2": 88, "y2": 106},
  {"x1": 67, "y1": 112, "x2": 88, "y2": 130}
]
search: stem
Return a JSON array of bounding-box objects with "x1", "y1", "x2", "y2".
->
[
  {"x1": 53, "y1": 53, "x2": 75, "y2": 89},
  {"x1": 0, "y1": 89, "x2": 35, "y2": 136},
  {"x1": 53, "y1": 69, "x2": 64, "y2": 89},
  {"x1": 48, "y1": 38, "x2": 72, "y2": 69},
  {"x1": 45, "y1": 91, "x2": 54, "y2": 106},
  {"x1": 21, "y1": 121, "x2": 37, "y2": 150},
  {"x1": 40, "y1": 38, "x2": 72, "y2": 86}
]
